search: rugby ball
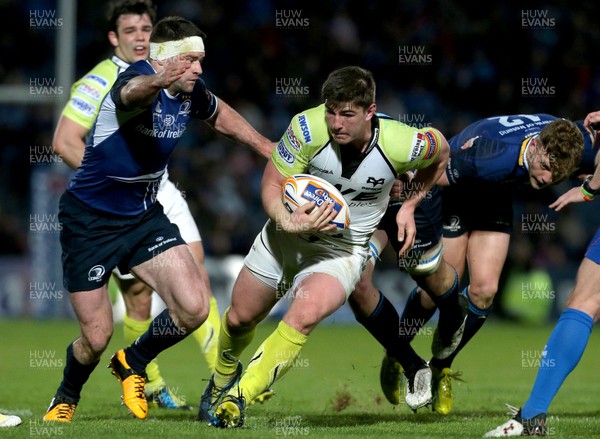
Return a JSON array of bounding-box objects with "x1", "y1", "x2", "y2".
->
[{"x1": 281, "y1": 174, "x2": 350, "y2": 229}]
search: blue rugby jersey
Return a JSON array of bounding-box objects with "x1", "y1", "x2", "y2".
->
[
  {"x1": 574, "y1": 120, "x2": 598, "y2": 175},
  {"x1": 446, "y1": 114, "x2": 595, "y2": 185},
  {"x1": 67, "y1": 60, "x2": 217, "y2": 215}
]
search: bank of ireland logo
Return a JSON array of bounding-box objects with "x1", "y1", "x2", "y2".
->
[{"x1": 88, "y1": 265, "x2": 106, "y2": 282}]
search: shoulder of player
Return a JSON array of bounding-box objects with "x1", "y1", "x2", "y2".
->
[
  {"x1": 289, "y1": 103, "x2": 330, "y2": 148},
  {"x1": 61, "y1": 58, "x2": 119, "y2": 126},
  {"x1": 72, "y1": 58, "x2": 120, "y2": 93},
  {"x1": 376, "y1": 121, "x2": 442, "y2": 172}
]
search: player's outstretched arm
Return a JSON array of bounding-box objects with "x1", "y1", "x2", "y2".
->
[
  {"x1": 52, "y1": 115, "x2": 89, "y2": 169},
  {"x1": 206, "y1": 97, "x2": 274, "y2": 159},
  {"x1": 119, "y1": 57, "x2": 187, "y2": 109}
]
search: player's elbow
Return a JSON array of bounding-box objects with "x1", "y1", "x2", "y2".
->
[{"x1": 437, "y1": 138, "x2": 450, "y2": 163}]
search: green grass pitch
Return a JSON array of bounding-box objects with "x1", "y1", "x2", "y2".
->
[{"x1": 0, "y1": 318, "x2": 599, "y2": 438}]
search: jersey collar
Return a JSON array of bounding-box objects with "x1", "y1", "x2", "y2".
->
[
  {"x1": 519, "y1": 135, "x2": 536, "y2": 170},
  {"x1": 363, "y1": 114, "x2": 380, "y2": 155},
  {"x1": 111, "y1": 55, "x2": 131, "y2": 72}
]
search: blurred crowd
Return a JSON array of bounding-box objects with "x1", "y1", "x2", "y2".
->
[{"x1": 2, "y1": 1, "x2": 600, "y2": 318}]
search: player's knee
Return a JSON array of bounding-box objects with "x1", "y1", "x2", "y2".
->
[
  {"x1": 84, "y1": 328, "x2": 113, "y2": 355},
  {"x1": 170, "y1": 298, "x2": 209, "y2": 331},
  {"x1": 467, "y1": 283, "x2": 496, "y2": 308},
  {"x1": 565, "y1": 292, "x2": 600, "y2": 322},
  {"x1": 351, "y1": 275, "x2": 371, "y2": 303},
  {"x1": 285, "y1": 308, "x2": 325, "y2": 335},
  {"x1": 226, "y1": 306, "x2": 260, "y2": 332}
]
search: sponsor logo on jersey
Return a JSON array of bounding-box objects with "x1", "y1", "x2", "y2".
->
[
  {"x1": 178, "y1": 100, "x2": 192, "y2": 116},
  {"x1": 408, "y1": 132, "x2": 426, "y2": 161},
  {"x1": 423, "y1": 131, "x2": 438, "y2": 159},
  {"x1": 366, "y1": 177, "x2": 385, "y2": 187},
  {"x1": 163, "y1": 114, "x2": 175, "y2": 127},
  {"x1": 135, "y1": 122, "x2": 186, "y2": 139},
  {"x1": 85, "y1": 74, "x2": 108, "y2": 88},
  {"x1": 76, "y1": 83, "x2": 102, "y2": 102},
  {"x1": 298, "y1": 114, "x2": 312, "y2": 143},
  {"x1": 70, "y1": 96, "x2": 95, "y2": 118},
  {"x1": 310, "y1": 165, "x2": 333, "y2": 174},
  {"x1": 286, "y1": 124, "x2": 302, "y2": 151},
  {"x1": 277, "y1": 139, "x2": 295, "y2": 165},
  {"x1": 88, "y1": 265, "x2": 106, "y2": 282}
]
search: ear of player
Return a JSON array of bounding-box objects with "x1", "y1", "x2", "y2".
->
[{"x1": 281, "y1": 174, "x2": 350, "y2": 229}]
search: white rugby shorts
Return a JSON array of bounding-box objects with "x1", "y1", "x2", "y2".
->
[{"x1": 244, "y1": 220, "x2": 369, "y2": 299}]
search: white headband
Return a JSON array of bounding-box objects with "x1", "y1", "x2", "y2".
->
[{"x1": 149, "y1": 36, "x2": 205, "y2": 61}]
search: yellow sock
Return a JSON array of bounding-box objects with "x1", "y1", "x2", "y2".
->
[
  {"x1": 191, "y1": 296, "x2": 220, "y2": 372},
  {"x1": 123, "y1": 314, "x2": 165, "y2": 392},
  {"x1": 213, "y1": 307, "x2": 255, "y2": 389},
  {"x1": 236, "y1": 320, "x2": 307, "y2": 402}
]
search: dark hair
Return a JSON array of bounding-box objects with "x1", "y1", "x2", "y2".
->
[
  {"x1": 150, "y1": 16, "x2": 207, "y2": 43},
  {"x1": 106, "y1": 0, "x2": 156, "y2": 32},
  {"x1": 321, "y1": 66, "x2": 376, "y2": 109}
]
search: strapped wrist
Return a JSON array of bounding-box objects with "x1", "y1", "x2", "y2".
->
[{"x1": 581, "y1": 176, "x2": 599, "y2": 201}]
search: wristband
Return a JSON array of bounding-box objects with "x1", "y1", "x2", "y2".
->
[{"x1": 582, "y1": 176, "x2": 599, "y2": 201}]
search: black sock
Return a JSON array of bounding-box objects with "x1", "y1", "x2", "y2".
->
[
  {"x1": 56, "y1": 343, "x2": 99, "y2": 403},
  {"x1": 356, "y1": 290, "x2": 426, "y2": 371},
  {"x1": 125, "y1": 309, "x2": 190, "y2": 372},
  {"x1": 400, "y1": 286, "x2": 437, "y2": 342},
  {"x1": 430, "y1": 272, "x2": 463, "y2": 345},
  {"x1": 431, "y1": 287, "x2": 491, "y2": 369}
]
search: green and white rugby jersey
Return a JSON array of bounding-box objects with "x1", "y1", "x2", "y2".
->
[
  {"x1": 272, "y1": 103, "x2": 442, "y2": 247},
  {"x1": 61, "y1": 56, "x2": 130, "y2": 130}
]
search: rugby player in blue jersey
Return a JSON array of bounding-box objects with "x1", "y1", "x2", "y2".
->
[
  {"x1": 43, "y1": 16, "x2": 273, "y2": 422},
  {"x1": 349, "y1": 113, "x2": 587, "y2": 414},
  {"x1": 51, "y1": 0, "x2": 226, "y2": 412},
  {"x1": 485, "y1": 111, "x2": 600, "y2": 436}
]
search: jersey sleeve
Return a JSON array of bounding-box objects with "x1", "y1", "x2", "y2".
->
[
  {"x1": 446, "y1": 136, "x2": 519, "y2": 184},
  {"x1": 384, "y1": 126, "x2": 442, "y2": 174},
  {"x1": 190, "y1": 78, "x2": 218, "y2": 120},
  {"x1": 111, "y1": 69, "x2": 142, "y2": 111},
  {"x1": 575, "y1": 120, "x2": 599, "y2": 175},
  {"x1": 408, "y1": 128, "x2": 443, "y2": 170},
  {"x1": 271, "y1": 115, "x2": 312, "y2": 178},
  {"x1": 61, "y1": 64, "x2": 113, "y2": 130}
]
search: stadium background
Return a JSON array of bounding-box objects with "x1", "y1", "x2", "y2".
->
[{"x1": 2, "y1": 0, "x2": 600, "y2": 323}]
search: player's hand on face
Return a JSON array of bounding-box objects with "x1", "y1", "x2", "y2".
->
[{"x1": 286, "y1": 201, "x2": 337, "y2": 234}]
